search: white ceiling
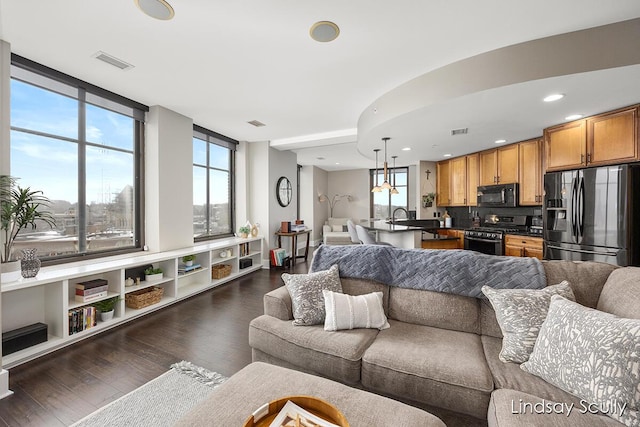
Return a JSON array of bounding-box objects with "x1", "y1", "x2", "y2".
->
[{"x1": 1, "y1": 1, "x2": 640, "y2": 171}]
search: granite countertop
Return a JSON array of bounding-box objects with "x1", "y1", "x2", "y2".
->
[{"x1": 360, "y1": 221, "x2": 424, "y2": 233}]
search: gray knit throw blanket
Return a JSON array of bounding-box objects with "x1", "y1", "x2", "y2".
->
[{"x1": 310, "y1": 245, "x2": 546, "y2": 298}]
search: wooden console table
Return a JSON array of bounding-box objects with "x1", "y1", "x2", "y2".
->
[{"x1": 275, "y1": 229, "x2": 312, "y2": 266}]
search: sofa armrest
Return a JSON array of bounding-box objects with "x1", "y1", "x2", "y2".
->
[
  {"x1": 264, "y1": 286, "x2": 293, "y2": 320},
  {"x1": 322, "y1": 224, "x2": 331, "y2": 235}
]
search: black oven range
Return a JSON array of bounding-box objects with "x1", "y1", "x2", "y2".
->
[{"x1": 464, "y1": 215, "x2": 528, "y2": 256}]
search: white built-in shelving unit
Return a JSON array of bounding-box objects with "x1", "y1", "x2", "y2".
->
[{"x1": 1, "y1": 236, "x2": 264, "y2": 368}]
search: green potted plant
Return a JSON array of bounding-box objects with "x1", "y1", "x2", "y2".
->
[
  {"x1": 144, "y1": 266, "x2": 164, "y2": 281},
  {"x1": 93, "y1": 296, "x2": 120, "y2": 322},
  {"x1": 1, "y1": 175, "x2": 56, "y2": 282},
  {"x1": 182, "y1": 254, "x2": 196, "y2": 267},
  {"x1": 422, "y1": 192, "x2": 436, "y2": 208},
  {"x1": 238, "y1": 225, "x2": 251, "y2": 238}
]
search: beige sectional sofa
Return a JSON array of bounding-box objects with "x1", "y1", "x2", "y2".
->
[{"x1": 249, "y1": 255, "x2": 639, "y2": 426}]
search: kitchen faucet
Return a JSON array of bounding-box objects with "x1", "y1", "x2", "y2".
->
[{"x1": 392, "y1": 207, "x2": 408, "y2": 224}]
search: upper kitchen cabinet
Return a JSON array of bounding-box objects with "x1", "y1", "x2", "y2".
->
[
  {"x1": 587, "y1": 106, "x2": 638, "y2": 167},
  {"x1": 449, "y1": 156, "x2": 467, "y2": 206},
  {"x1": 519, "y1": 138, "x2": 543, "y2": 205},
  {"x1": 466, "y1": 153, "x2": 479, "y2": 207},
  {"x1": 544, "y1": 104, "x2": 639, "y2": 172},
  {"x1": 479, "y1": 144, "x2": 519, "y2": 185},
  {"x1": 544, "y1": 120, "x2": 586, "y2": 171},
  {"x1": 436, "y1": 160, "x2": 451, "y2": 206}
]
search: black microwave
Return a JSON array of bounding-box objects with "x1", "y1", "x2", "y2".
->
[{"x1": 477, "y1": 183, "x2": 518, "y2": 207}]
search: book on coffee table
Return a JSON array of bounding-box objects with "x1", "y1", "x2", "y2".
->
[{"x1": 269, "y1": 400, "x2": 339, "y2": 427}]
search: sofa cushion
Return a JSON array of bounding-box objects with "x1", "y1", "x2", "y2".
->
[
  {"x1": 488, "y1": 389, "x2": 624, "y2": 427},
  {"x1": 361, "y1": 320, "x2": 493, "y2": 419},
  {"x1": 249, "y1": 314, "x2": 378, "y2": 384},
  {"x1": 482, "y1": 335, "x2": 582, "y2": 408},
  {"x1": 542, "y1": 260, "x2": 617, "y2": 308},
  {"x1": 389, "y1": 287, "x2": 480, "y2": 334},
  {"x1": 521, "y1": 296, "x2": 640, "y2": 427},
  {"x1": 340, "y1": 278, "x2": 390, "y2": 315},
  {"x1": 597, "y1": 267, "x2": 640, "y2": 319},
  {"x1": 481, "y1": 281, "x2": 575, "y2": 363},
  {"x1": 283, "y1": 264, "x2": 342, "y2": 326},
  {"x1": 323, "y1": 290, "x2": 389, "y2": 331}
]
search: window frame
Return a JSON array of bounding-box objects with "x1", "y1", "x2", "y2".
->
[
  {"x1": 369, "y1": 166, "x2": 409, "y2": 219},
  {"x1": 192, "y1": 125, "x2": 237, "y2": 242},
  {"x1": 9, "y1": 54, "x2": 147, "y2": 265}
]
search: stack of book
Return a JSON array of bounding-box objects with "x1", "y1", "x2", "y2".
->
[
  {"x1": 178, "y1": 263, "x2": 202, "y2": 275},
  {"x1": 240, "y1": 242, "x2": 251, "y2": 257},
  {"x1": 75, "y1": 279, "x2": 109, "y2": 303},
  {"x1": 270, "y1": 248, "x2": 287, "y2": 266},
  {"x1": 68, "y1": 306, "x2": 97, "y2": 335}
]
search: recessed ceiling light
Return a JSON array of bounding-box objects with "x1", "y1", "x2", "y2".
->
[
  {"x1": 310, "y1": 21, "x2": 340, "y2": 42},
  {"x1": 565, "y1": 114, "x2": 583, "y2": 120},
  {"x1": 443, "y1": 154, "x2": 452, "y2": 158},
  {"x1": 495, "y1": 139, "x2": 506, "y2": 144},
  {"x1": 335, "y1": 162, "x2": 340, "y2": 165},
  {"x1": 543, "y1": 93, "x2": 565, "y2": 102},
  {"x1": 134, "y1": 0, "x2": 175, "y2": 20},
  {"x1": 402, "y1": 147, "x2": 411, "y2": 151}
]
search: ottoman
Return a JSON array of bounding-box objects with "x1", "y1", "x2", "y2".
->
[{"x1": 175, "y1": 362, "x2": 445, "y2": 426}]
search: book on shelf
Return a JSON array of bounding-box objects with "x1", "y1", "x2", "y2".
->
[
  {"x1": 68, "y1": 306, "x2": 97, "y2": 335},
  {"x1": 290, "y1": 224, "x2": 306, "y2": 232},
  {"x1": 240, "y1": 242, "x2": 251, "y2": 257},
  {"x1": 75, "y1": 285, "x2": 108, "y2": 296},
  {"x1": 74, "y1": 291, "x2": 108, "y2": 303},
  {"x1": 75, "y1": 278, "x2": 108, "y2": 290},
  {"x1": 178, "y1": 263, "x2": 202, "y2": 274},
  {"x1": 270, "y1": 248, "x2": 287, "y2": 267}
]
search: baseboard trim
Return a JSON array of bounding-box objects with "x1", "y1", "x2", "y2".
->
[{"x1": 0, "y1": 369, "x2": 13, "y2": 399}]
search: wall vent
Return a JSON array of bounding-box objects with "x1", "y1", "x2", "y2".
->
[
  {"x1": 247, "y1": 120, "x2": 266, "y2": 127},
  {"x1": 92, "y1": 51, "x2": 134, "y2": 70},
  {"x1": 451, "y1": 128, "x2": 468, "y2": 136}
]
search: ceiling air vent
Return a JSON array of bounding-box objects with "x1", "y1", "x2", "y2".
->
[
  {"x1": 247, "y1": 120, "x2": 266, "y2": 127},
  {"x1": 451, "y1": 128, "x2": 468, "y2": 136},
  {"x1": 92, "y1": 51, "x2": 134, "y2": 71}
]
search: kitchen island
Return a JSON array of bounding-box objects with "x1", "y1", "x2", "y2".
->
[
  {"x1": 359, "y1": 221, "x2": 424, "y2": 248},
  {"x1": 361, "y1": 220, "x2": 462, "y2": 249}
]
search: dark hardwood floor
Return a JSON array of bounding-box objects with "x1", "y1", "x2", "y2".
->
[{"x1": 0, "y1": 261, "x2": 309, "y2": 426}]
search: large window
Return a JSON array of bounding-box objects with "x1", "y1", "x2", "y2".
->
[
  {"x1": 9, "y1": 56, "x2": 146, "y2": 262},
  {"x1": 192, "y1": 126, "x2": 236, "y2": 240},
  {"x1": 370, "y1": 167, "x2": 409, "y2": 219}
]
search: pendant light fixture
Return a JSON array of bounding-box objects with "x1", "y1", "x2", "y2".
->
[
  {"x1": 371, "y1": 149, "x2": 382, "y2": 192},
  {"x1": 391, "y1": 155, "x2": 399, "y2": 195},
  {"x1": 380, "y1": 137, "x2": 392, "y2": 190}
]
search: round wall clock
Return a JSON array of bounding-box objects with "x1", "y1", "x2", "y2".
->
[{"x1": 276, "y1": 176, "x2": 292, "y2": 207}]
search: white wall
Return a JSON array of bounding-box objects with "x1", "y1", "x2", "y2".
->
[
  {"x1": 246, "y1": 141, "x2": 270, "y2": 263},
  {"x1": 327, "y1": 169, "x2": 370, "y2": 222},
  {"x1": 418, "y1": 160, "x2": 438, "y2": 219},
  {"x1": 0, "y1": 39, "x2": 11, "y2": 390},
  {"x1": 299, "y1": 165, "x2": 327, "y2": 245},
  {"x1": 268, "y1": 147, "x2": 298, "y2": 255},
  {"x1": 145, "y1": 106, "x2": 194, "y2": 252}
]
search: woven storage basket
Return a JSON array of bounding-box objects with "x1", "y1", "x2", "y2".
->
[
  {"x1": 125, "y1": 286, "x2": 164, "y2": 309},
  {"x1": 212, "y1": 264, "x2": 232, "y2": 279}
]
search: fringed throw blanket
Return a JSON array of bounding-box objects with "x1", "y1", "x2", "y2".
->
[{"x1": 310, "y1": 245, "x2": 546, "y2": 298}]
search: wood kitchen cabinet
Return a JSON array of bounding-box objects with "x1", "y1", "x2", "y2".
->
[
  {"x1": 479, "y1": 144, "x2": 519, "y2": 185},
  {"x1": 466, "y1": 153, "x2": 479, "y2": 207},
  {"x1": 449, "y1": 156, "x2": 467, "y2": 206},
  {"x1": 518, "y1": 138, "x2": 543, "y2": 205},
  {"x1": 544, "y1": 104, "x2": 639, "y2": 172},
  {"x1": 504, "y1": 235, "x2": 543, "y2": 260},
  {"x1": 587, "y1": 106, "x2": 638, "y2": 166},
  {"x1": 436, "y1": 160, "x2": 451, "y2": 206}
]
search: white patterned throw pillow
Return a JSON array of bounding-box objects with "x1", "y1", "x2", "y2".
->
[
  {"x1": 482, "y1": 281, "x2": 575, "y2": 363},
  {"x1": 282, "y1": 264, "x2": 342, "y2": 326},
  {"x1": 521, "y1": 295, "x2": 640, "y2": 427},
  {"x1": 323, "y1": 290, "x2": 390, "y2": 331}
]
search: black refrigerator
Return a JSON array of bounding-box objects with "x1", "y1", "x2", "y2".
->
[{"x1": 543, "y1": 164, "x2": 640, "y2": 266}]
